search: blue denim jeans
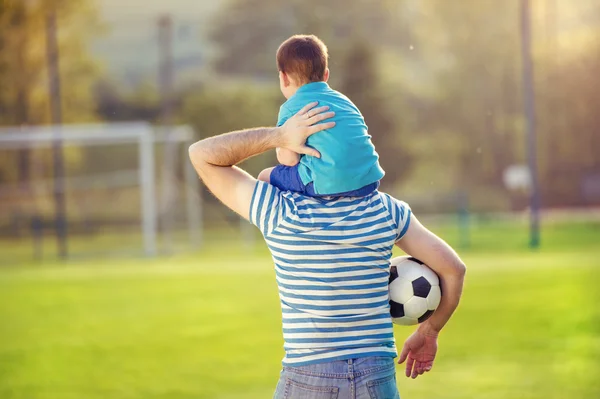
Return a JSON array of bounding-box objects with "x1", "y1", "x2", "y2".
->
[{"x1": 273, "y1": 357, "x2": 399, "y2": 399}]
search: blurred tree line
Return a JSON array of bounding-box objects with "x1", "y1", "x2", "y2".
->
[
  {"x1": 1, "y1": 0, "x2": 599, "y2": 212},
  {"x1": 0, "y1": 0, "x2": 100, "y2": 186}
]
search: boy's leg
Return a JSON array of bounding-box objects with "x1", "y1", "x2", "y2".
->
[
  {"x1": 258, "y1": 167, "x2": 275, "y2": 183},
  {"x1": 267, "y1": 165, "x2": 308, "y2": 193}
]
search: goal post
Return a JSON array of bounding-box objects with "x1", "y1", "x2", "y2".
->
[{"x1": 0, "y1": 122, "x2": 201, "y2": 261}]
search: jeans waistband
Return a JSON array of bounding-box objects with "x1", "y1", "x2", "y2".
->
[{"x1": 282, "y1": 356, "x2": 395, "y2": 379}]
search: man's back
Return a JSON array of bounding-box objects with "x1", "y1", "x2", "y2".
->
[
  {"x1": 189, "y1": 102, "x2": 465, "y2": 395},
  {"x1": 277, "y1": 82, "x2": 385, "y2": 195},
  {"x1": 250, "y1": 182, "x2": 411, "y2": 366}
]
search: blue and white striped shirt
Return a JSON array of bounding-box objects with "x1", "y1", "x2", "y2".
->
[{"x1": 249, "y1": 182, "x2": 412, "y2": 366}]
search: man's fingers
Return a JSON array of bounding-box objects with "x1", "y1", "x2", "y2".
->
[
  {"x1": 297, "y1": 102, "x2": 320, "y2": 116},
  {"x1": 398, "y1": 345, "x2": 409, "y2": 365},
  {"x1": 410, "y1": 361, "x2": 432, "y2": 379},
  {"x1": 412, "y1": 361, "x2": 423, "y2": 379},
  {"x1": 307, "y1": 111, "x2": 335, "y2": 126},
  {"x1": 308, "y1": 121, "x2": 335, "y2": 135},
  {"x1": 304, "y1": 106, "x2": 330, "y2": 120},
  {"x1": 414, "y1": 361, "x2": 423, "y2": 376},
  {"x1": 405, "y1": 355, "x2": 415, "y2": 378}
]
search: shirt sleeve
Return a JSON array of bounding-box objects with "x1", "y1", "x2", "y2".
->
[
  {"x1": 276, "y1": 104, "x2": 292, "y2": 127},
  {"x1": 249, "y1": 181, "x2": 284, "y2": 236},
  {"x1": 380, "y1": 193, "x2": 412, "y2": 241}
]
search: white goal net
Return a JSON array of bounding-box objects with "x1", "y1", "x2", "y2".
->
[{"x1": 0, "y1": 122, "x2": 201, "y2": 263}]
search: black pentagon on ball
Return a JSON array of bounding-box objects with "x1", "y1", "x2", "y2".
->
[
  {"x1": 418, "y1": 309, "x2": 435, "y2": 323},
  {"x1": 389, "y1": 300, "x2": 404, "y2": 318},
  {"x1": 389, "y1": 266, "x2": 398, "y2": 284},
  {"x1": 412, "y1": 276, "x2": 432, "y2": 298}
]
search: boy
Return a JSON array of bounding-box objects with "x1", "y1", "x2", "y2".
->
[{"x1": 258, "y1": 34, "x2": 384, "y2": 197}]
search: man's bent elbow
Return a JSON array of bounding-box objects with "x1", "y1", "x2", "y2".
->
[
  {"x1": 454, "y1": 261, "x2": 467, "y2": 278},
  {"x1": 188, "y1": 141, "x2": 202, "y2": 159},
  {"x1": 189, "y1": 141, "x2": 208, "y2": 166}
]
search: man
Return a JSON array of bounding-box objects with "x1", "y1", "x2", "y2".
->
[{"x1": 189, "y1": 103, "x2": 466, "y2": 398}]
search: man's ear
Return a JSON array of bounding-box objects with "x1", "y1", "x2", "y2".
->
[{"x1": 323, "y1": 68, "x2": 330, "y2": 83}]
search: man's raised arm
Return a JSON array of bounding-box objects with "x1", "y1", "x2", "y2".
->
[{"x1": 188, "y1": 102, "x2": 334, "y2": 219}]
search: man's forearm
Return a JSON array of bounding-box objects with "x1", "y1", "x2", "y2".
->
[
  {"x1": 418, "y1": 272, "x2": 464, "y2": 336},
  {"x1": 396, "y1": 216, "x2": 466, "y2": 337},
  {"x1": 187, "y1": 102, "x2": 334, "y2": 220},
  {"x1": 189, "y1": 127, "x2": 281, "y2": 168}
]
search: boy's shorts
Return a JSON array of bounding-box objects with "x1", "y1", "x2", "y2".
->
[{"x1": 270, "y1": 164, "x2": 379, "y2": 197}]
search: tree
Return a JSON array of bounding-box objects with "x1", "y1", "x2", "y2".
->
[
  {"x1": 535, "y1": 44, "x2": 600, "y2": 206},
  {"x1": 209, "y1": 0, "x2": 409, "y2": 78},
  {"x1": 95, "y1": 78, "x2": 161, "y2": 123},
  {"x1": 178, "y1": 82, "x2": 281, "y2": 176},
  {"x1": 0, "y1": 0, "x2": 101, "y2": 126},
  {"x1": 413, "y1": 0, "x2": 600, "y2": 207},
  {"x1": 0, "y1": 0, "x2": 102, "y2": 185},
  {"x1": 337, "y1": 40, "x2": 412, "y2": 188}
]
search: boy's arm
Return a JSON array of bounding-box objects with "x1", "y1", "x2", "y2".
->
[{"x1": 276, "y1": 148, "x2": 300, "y2": 166}]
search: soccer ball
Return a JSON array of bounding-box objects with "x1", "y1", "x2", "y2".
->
[{"x1": 389, "y1": 256, "x2": 441, "y2": 325}]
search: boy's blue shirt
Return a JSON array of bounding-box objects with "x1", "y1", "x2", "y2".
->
[{"x1": 277, "y1": 82, "x2": 384, "y2": 195}]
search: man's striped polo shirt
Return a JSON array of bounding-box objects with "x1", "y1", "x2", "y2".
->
[{"x1": 249, "y1": 181, "x2": 411, "y2": 367}]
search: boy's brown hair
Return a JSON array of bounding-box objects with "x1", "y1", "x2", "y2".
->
[{"x1": 276, "y1": 34, "x2": 329, "y2": 84}]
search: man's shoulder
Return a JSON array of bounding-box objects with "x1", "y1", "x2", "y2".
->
[
  {"x1": 377, "y1": 191, "x2": 412, "y2": 231},
  {"x1": 378, "y1": 191, "x2": 408, "y2": 208},
  {"x1": 254, "y1": 182, "x2": 391, "y2": 207},
  {"x1": 250, "y1": 184, "x2": 410, "y2": 236},
  {"x1": 284, "y1": 190, "x2": 393, "y2": 212}
]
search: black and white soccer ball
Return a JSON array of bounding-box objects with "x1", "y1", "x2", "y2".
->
[{"x1": 389, "y1": 256, "x2": 441, "y2": 325}]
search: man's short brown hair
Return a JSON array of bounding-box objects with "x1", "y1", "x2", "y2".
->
[{"x1": 276, "y1": 35, "x2": 329, "y2": 84}]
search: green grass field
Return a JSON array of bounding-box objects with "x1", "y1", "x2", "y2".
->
[{"x1": 1, "y1": 221, "x2": 599, "y2": 399}]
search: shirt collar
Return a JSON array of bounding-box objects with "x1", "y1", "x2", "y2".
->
[{"x1": 296, "y1": 81, "x2": 329, "y2": 94}]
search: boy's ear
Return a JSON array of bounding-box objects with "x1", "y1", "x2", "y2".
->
[
  {"x1": 323, "y1": 68, "x2": 330, "y2": 83},
  {"x1": 280, "y1": 71, "x2": 292, "y2": 87}
]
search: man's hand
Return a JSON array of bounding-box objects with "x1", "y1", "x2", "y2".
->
[
  {"x1": 278, "y1": 102, "x2": 335, "y2": 158},
  {"x1": 398, "y1": 326, "x2": 438, "y2": 379}
]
